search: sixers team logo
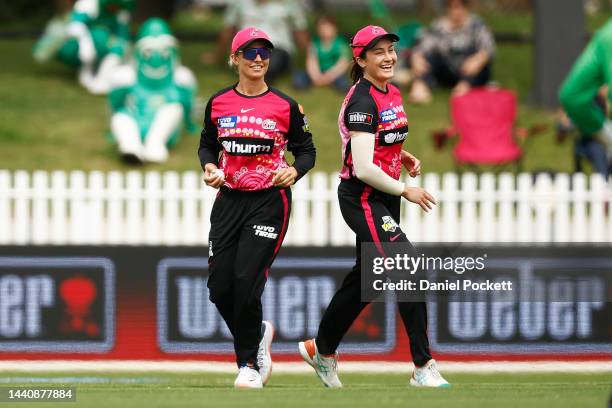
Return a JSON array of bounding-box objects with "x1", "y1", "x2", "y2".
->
[
  {"x1": 250, "y1": 28, "x2": 260, "y2": 37},
  {"x1": 372, "y1": 26, "x2": 382, "y2": 35},
  {"x1": 381, "y1": 216, "x2": 399, "y2": 232}
]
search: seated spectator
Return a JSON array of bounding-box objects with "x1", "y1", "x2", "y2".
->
[
  {"x1": 409, "y1": 0, "x2": 495, "y2": 104},
  {"x1": 292, "y1": 15, "x2": 350, "y2": 92},
  {"x1": 33, "y1": 0, "x2": 135, "y2": 95},
  {"x1": 201, "y1": 0, "x2": 309, "y2": 82},
  {"x1": 108, "y1": 18, "x2": 197, "y2": 164},
  {"x1": 557, "y1": 86, "x2": 612, "y2": 178}
]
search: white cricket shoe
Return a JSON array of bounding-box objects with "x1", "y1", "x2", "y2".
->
[
  {"x1": 298, "y1": 339, "x2": 342, "y2": 388},
  {"x1": 257, "y1": 321, "x2": 274, "y2": 385},
  {"x1": 234, "y1": 365, "x2": 263, "y2": 389},
  {"x1": 410, "y1": 359, "x2": 450, "y2": 388}
]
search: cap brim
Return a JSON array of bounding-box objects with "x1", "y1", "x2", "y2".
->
[
  {"x1": 363, "y1": 33, "x2": 400, "y2": 52},
  {"x1": 238, "y1": 38, "x2": 274, "y2": 52}
]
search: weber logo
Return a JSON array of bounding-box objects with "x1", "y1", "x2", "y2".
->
[
  {"x1": 220, "y1": 137, "x2": 274, "y2": 156},
  {"x1": 380, "y1": 109, "x2": 397, "y2": 123},
  {"x1": 157, "y1": 257, "x2": 396, "y2": 354},
  {"x1": 348, "y1": 112, "x2": 373, "y2": 125},
  {"x1": 0, "y1": 257, "x2": 115, "y2": 353},
  {"x1": 218, "y1": 116, "x2": 237, "y2": 129},
  {"x1": 379, "y1": 126, "x2": 408, "y2": 146}
]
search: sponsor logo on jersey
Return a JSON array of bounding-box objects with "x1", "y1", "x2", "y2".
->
[
  {"x1": 221, "y1": 137, "x2": 274, "y2": 156},
  {"x1": 380, "y1": 109, "x2": 398, "y2": 122},
  {"x1": 381, "y1": 216, "x2": 399, "y2": 232},
  {"x1": 218, "y1": 116, "x2": 238, "y2": 129},
  {"x1": 302, "y1": 116, "x2": 310, "y2": 132},
  {"x1": 262, "y1": 119, "x2": 277, "y2": 130},
  {"x1": 378, "y1": 126, "x2": 408, "y2": 146},
  {"x1": 253, "y1": 225, "x2": 278, "y2": 239},
  {"x1": 348, "y1": 112, "x2": 373, "y2": 125}
]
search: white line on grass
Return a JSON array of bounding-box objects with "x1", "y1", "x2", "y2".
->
[{"x1": 0, "y1": 361, "x2": 610, "y2": 373}]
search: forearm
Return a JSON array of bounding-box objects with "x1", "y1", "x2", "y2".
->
[
  {"x1": 351, "y1": 132, "x2": 404, "y2": 196},
  {"x1": 323, "y1": 58, "x2": 349, "y2": 80},
  {"x1": 291, "y1": 148, "x2": 316, "y2": 180},
  {"x1": 198, "y1": 146, "x2": 220, "y2": 167},
  {"x1": 468, "y1": 50, "x2": 490, "y2": 71}
]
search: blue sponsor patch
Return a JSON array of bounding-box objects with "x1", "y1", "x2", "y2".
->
[
  {"x1": 380, "y1": 109, "x2": 397, "y2": 123},
  {"x1": 218, "y1": 116, "x2": 238, "y2": 129}
]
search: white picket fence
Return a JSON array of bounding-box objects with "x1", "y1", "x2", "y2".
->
[{"x1": 0, "y1": 170, "x2": 611, "y2": 245}]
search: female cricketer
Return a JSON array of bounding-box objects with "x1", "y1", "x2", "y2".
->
[
  {"x1": 198, "y1": 27, "x2": 316, "y2": 388},
  {"x1": 298, "y1": 25, "x2": 449, "y2": 388}
]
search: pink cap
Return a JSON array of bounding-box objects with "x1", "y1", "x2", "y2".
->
[
  {"x1": 350, "y1": 25, "x2": 399, "y2": 58},
  {"x1": 231, "y1": 27, "x2": 274, "y2": 54}
]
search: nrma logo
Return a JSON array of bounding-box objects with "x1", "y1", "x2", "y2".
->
[{"x1": 221, "y1": 137, "x2": 274, "y2": 156}]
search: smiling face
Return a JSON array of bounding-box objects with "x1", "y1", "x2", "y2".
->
[
  {"x1": 231, "y1": 40, "x2": 270, "y2": 82},
  {"x1": 357, "y1": 38, "x2": 397, "y2": 85}
]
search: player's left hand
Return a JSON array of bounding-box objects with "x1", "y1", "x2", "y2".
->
[
  {"x1": 272, "y1": 167, "x2": 298, "y2": 187},
  {"x1": 401, "y1": 150, "x2": 421, "y2": 177}
]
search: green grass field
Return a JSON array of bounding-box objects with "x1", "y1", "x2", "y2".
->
[
  {"x1": 1, "y1": 372, "x2": 610, "y2": 408},
  {"x1": 4, "y1": 8, "x2": 612, "y2": 174},
  {"x1": 0, "y1": 38, "x2": 575, "y2": 174}
]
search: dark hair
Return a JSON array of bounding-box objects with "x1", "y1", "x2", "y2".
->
[
  {"x1": 350, "y1": 59, "x2": 364, "y2": 84},
  {"x1": 316, "y1": 14, "x2": 338, "y2": 28}
]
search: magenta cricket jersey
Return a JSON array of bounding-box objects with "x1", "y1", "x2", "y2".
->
[
  {"x1": 199, "y1": 85, "x2": 315, "y2": 191},
  {"x1": 338, "y1": 78, "x2": 409, "y2": 180}
]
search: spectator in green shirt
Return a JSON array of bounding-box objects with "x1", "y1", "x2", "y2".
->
[{"x1": 293, "y1": 15, "x2": 350, "y2": 92}]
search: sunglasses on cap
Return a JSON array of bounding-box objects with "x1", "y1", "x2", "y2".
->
[{"x1": 238, "y1": 47, "x2": 271, "y2": 60}]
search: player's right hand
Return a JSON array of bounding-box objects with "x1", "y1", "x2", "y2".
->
[
  {"x1": 203, "y1": 163, "x2": 225, "y2": 188},
  {"x1": 401, "y1": 187, "x2": 436, "y2": 212}
]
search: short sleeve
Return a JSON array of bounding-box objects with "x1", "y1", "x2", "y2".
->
[{"x1": 344, "y1": 93, "x2": 379, "y2": 134}]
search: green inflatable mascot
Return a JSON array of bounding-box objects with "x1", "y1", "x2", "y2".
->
[
  {"x1": 108, "y1": 18, "x2": 198, "y2": 163},
  {"x1": 33, "y1": 0, "x2": 135, "y2": 94}
]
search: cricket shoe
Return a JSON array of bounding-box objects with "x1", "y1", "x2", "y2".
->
[
  {"x1": 410, "y1": 359, "x2": 450, "y2": 388},
  {"x1": 257, "y1": 321, "x2": 274, "y2": 385},
  {"x1": 298, "y1": 339, "x2": 342, "y2": 388},
  {"x1": 234, "y1": 365, "x2": 263, "y2": 389}
]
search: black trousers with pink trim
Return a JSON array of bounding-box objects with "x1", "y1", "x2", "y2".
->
[
  {"x1": 315, "y1": 178, "x2": 432, "y2": 367},
  {"x1": 207, "y1": 186, "x2": 291, "y2": 368}
]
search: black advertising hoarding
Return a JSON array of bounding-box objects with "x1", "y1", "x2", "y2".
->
[
  {"x1": 428, "y1": 255, "x2": 611, "y2": 353},
  {"x1": 0, "y1": 257, "x2": 114, "y2": 352},
  {"x1": 0, "y1": 246, "x2": 609, "y2": 358},
  {"x1": 157, "y1": 257, "x2": 395, "y2": 353}
]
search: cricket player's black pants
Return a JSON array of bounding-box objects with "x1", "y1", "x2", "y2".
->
[
  {"x1": 315, "y1": 178, "x2": 432, "y2": 367},
  {"x1": 207, "y1": 186, "x2": 291, "y2": 368}
]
